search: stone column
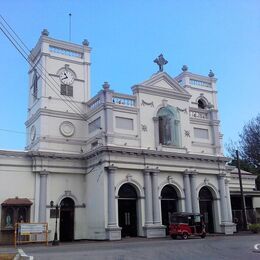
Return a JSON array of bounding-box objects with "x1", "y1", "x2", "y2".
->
[
  {"x1": 225, "y1": 179, "x2": 233, "y2": 223},
  {"x1": 153, "y1": 117, "x2": 159, "y2": 147},
  {"x1": 105, "y1": 166, "x2": 121, "y2": 240},
  {"x1": 143, "y1": 170, "x2": 153, "y2": 225},
  {"x1": 151, "y1": 171, "x2": 160, "y2": 225},
  {"x1": 183, "y1": 171, "x2": 192, "y2": 212},
  {"x1": 218, "y1": 174, "x2": 228, "y2": 223},
  {"x1": 106, "y1": 166, "x2": 117, "y2": 227},
  {"x1": 38, "y1": 170, "x2": 48, "y2": 222},
  {"x1": 190, "y1": 173, "x2": 199, "y2": 213}
]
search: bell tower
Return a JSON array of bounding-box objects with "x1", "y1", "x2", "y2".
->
[{"x1": 25, "y1": 29, "x2": 91, "y2": 153}]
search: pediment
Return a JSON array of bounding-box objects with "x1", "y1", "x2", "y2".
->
[{"x1": 139, "y1": 72, "x2": 189, "y2": 95}]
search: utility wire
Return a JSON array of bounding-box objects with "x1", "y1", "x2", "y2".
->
[
  {"x1": 0, "y1": 15, "x2": 86, "y2": 117},
  {"x1": 0, "y1": 15, "x2": 85, "y2": 118},
  {"x1": 0, "y1": 128, "x2": 26, "y2": 135},
  {"x1": 0, "y1": 16, "x2": 90, "y2": 122},
  {"x1": 0, "y1": 23, "x2": 86, "y2": 122},
  {"x1": 0, "y1": 22, "x2": 87, "y2": 121}
]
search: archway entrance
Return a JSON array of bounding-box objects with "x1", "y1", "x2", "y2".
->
[
  {"x1": 118, "y1": 183, "x2": 138, "y2": 237},
  {"x1": 199, "y1": 187, "x2": 214, "y2": 233},
  {"x1": 59, "y1": 197, "x2": 75, "y2": 241},
  {"x1": 161, "y1": 185, "x2": 178, "y2": 234}
]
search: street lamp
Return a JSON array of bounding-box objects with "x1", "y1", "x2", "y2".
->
[{"x1": 50, "y1": 200, "x2": 59, "y2": 246}]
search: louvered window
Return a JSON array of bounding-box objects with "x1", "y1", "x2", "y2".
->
[{"x1": 61, "y1": 85, "x2": 73, "y2": 97}]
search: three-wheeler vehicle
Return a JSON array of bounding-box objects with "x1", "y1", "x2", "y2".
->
[{"x1": 169, "y1": 212, "x2": 206, "y2": 240}]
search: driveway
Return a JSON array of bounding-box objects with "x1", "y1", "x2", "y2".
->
[{"x1": 1, "y1": 234, "x2": 260, "y2": 260}]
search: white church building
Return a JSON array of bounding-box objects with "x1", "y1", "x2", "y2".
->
[{"x1": 0, "y1": 30, "x2": 238, "y2": 243}]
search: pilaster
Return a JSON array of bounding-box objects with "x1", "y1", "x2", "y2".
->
[
  {"x1": 151, "y1": 171, "x2": 160, "y2": 224},
  {"x1": 105, "y1": 166, "x2": 121, "y2": 240},
  {"x1": 218, "y1": 174, "x2": 235, "y2": 234},
  {"x1": 143, "y1": 169, "x2": 153, "y2": 225},
  {"x1": 183, "y1": 170, "x2": 192, "y2": 212},
  {"x1": 38, "y1": 170, "x2": 49, "y2": 222},
  {"x1": 190, "y1": 172, "x2": 199, "y2": 213},
  {"x1": 143, "y1": 168, "x2": 166, "y2": 238},
  {"x1": 153, "y1": 117, "x2": 159, "y2": 147},
  {"x1": 210, "y1": 110, "x2": 221, "y2": 154}
]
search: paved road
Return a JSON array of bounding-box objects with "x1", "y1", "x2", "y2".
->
[{"x1": 1, "y1": 234, "x2": 260, "y2": 260}]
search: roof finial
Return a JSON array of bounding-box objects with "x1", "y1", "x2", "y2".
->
[
  {"x1": 41, "y1": 29, "x2": 49, "y2": 36},
  {"x1": 208, "y1": 69, "x2": 215, "y2": 77},
  {"x1": 182, "y1": 65, "x2": 188, "y2": 72},
  {"x1": 154, "y1": 54, "x2": 168, "y2": 72},
  {"x1": 82, "y1": 39, "x2": 89, "y2": 46},
  {"x1": 103, "y1": 81, "x2": 110, "y2": 90}
]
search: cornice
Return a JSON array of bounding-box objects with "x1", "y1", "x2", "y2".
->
[
  {"x1": 83, "y1": 145, "x2": 229, "y2": 163},
  {"x1": 40, "y1": 136, "x2": 87, "y2": 146},
  {"x1": 25, "y1": 108, "x2": 86, "y2": 127},
  {"x1": 113, "y1": 104, "x2": 138, "y2": 114},
  {"x1": 189, "y1": 118, "x2": 212, "y2": 125},
  {"x1": 44, "y1": 53, "x2": 89, "y2": 66},
  {"x1": 184, "y1": 85, "x2": 217, "y2": 94},
  {"x1": 0, "y1": 149, "x2": 28, "y2": 158},
  {"x1": 132, "y1": 85, "x2": 191, "y2": 101},
  {"x1": 27, "y1": 150, "x2": 85, "y2": 160}
]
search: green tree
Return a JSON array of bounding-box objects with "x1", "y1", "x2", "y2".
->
[{"x1": 226, "y1": 114, "x2": 260, "y2": 189}]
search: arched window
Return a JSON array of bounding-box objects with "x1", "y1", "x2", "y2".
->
[
  {"x1": 198, "y1": 98, "x2": 207, "y2": 109},
  {"x1": 157, "y1": 106, "x2": 181, "y2": 146}
]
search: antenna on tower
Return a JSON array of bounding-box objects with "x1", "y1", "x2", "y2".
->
[{"x1": 69, "y1": 13, "x2": 72, "y2": 41}]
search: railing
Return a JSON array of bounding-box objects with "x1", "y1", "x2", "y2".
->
[
  {"x1": 112, "y1": 96, "x2": 135, "y2": 107},
  {"x1": 87, "y1": 93, "x2": 136, "y2": 110},
  {"x1": 49, "y1": 46, "x2": 83, "y2": 58},
  {"x1": 189, "y1": 110, "x2": 209, "y2": 119},
  {"x1": 88, "y1": 98, "x2": 101, "y2": 110},
  {"x1": 190, "y1": 79, "x2": 211, "y2": 87}
]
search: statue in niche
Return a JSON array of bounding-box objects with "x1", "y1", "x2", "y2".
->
[{"x1": 5, "y1": 214, "x2": 12, "y2": 228}]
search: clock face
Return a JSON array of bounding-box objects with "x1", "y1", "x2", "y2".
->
[{"x1": 59, "y1": 70, "x2": 74, "y2": 85}]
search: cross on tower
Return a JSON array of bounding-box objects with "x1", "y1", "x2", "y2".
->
[{"x1": 154, "y1": 54, "x2": 168, "y2": 72}]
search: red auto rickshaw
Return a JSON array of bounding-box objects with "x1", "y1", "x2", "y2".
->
[{"x1": 169, "y1": 212, "x2": 206, "y2": 239}]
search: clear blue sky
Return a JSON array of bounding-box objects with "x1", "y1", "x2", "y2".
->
[{"x1": 0, "y1": 0, "x2": 259, "y2": 153}]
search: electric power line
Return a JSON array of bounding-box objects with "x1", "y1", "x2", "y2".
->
[
  {"x1": 0, "y1": 16, "x2": 90, "y2": 122},
  {"x1": 0, "y1": 25, "x2": 86, "y2": 122}
]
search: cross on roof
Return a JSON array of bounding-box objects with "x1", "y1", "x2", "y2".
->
[{"x1": 154, "y1": 54, "x2": 168, "y2": 72}]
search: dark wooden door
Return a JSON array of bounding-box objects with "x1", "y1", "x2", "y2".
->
[
  {"x1": 59, "y1": 198, "x2": 74, "y2": 241},
  {"x1": 161, "y1": 199, "x2": 177, "y2": 234},
  {"x1": 161, "y1": 185, "x2": 179, "y2": 234},
  {"x1": 118, "y1": 199, "x2": 137, "y2": 237},
  {"x1": 199, "y1": 200, "x2": 214, "y2": 233},
  {"x1": 199, "y1": 187, "x2": 214, "y2": 233}
]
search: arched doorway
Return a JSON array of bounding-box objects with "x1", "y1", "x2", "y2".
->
[
  {"x1": 199, "y1": 187, "x2": 214, "y2": 233},
  {"x1": 118, "y1": 183, "x2": 138, "y2": 237},
  {"x1": 59, "y1": 197, "x2": 75, "y2": 241},
  {"x1": 161, "y1": 185, "x2": 179, "y2": 234}
]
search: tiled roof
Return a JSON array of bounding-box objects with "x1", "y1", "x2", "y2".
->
[{"x1": 1, "y1": 197, "x2": 32, "y2": 206}]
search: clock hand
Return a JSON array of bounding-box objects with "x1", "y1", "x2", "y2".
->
[{"x1": 61, "y1": 74, "x2": 68, "y2": 80}]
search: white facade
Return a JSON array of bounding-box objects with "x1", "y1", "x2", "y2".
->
[{"x1": 0, "y1": 31, "x2": 237, "y2": 243}]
